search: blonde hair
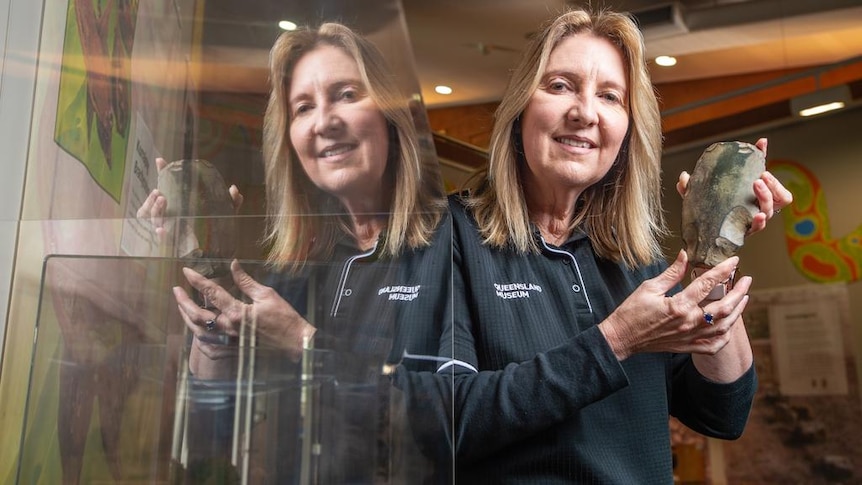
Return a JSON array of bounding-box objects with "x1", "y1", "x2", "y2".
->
[
  {"x1": 467, "y1": 8, "x2": 667, "y2": 267},
  {"x1": 263, "y1": 23, "x2": 444, "y2": 271}
]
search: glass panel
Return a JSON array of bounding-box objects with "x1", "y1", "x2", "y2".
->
[
  {"x1": 6, "y1": 0, "x2": 453, "y2": 483},
  {"x1": 18, "y1": 230, "x2": 452, "y2": 483}
]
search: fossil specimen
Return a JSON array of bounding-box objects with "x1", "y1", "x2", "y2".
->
[{"x1": 682, "y1": 141, "x2": 765, "y2": 268}]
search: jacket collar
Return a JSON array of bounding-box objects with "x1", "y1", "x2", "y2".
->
[{"x1": 530, "y1": 223, "x2": 589, "y2": 249}]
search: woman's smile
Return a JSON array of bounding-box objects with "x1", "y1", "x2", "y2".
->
[{"x1": 318, "y1": 142, "x2": 358, "y2": 160}]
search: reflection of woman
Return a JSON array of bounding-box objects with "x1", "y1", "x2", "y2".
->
[
  {"x1": 141, "y1": 22, "x2": 450, "y2": 483},
  {"x1": 152, "y1": 22, "x2": 449, "y2": 373},
  {"x1": 448, "y1": 9, "x2": 791, "y2": 483}
]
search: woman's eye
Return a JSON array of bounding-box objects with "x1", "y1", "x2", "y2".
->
[
  {"x1": 293, "y1": 104, "x2": 312, "y2": 116},
  {"x1": 339, "y1": 88, "x2": 359, "y2": 101},
  {"x1": 548, "y1": 81, "x2": 568, "y2": 92},
  {"x1": 601, "y1": 93, "x2": 620, "y2": 103}
]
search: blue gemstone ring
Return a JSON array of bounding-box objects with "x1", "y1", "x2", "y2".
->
[{"x1": 703, "y1": 312, "x2": 715, "y2": 325}]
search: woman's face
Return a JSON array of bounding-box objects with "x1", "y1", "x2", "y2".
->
[
  {"x1": 288, "y1": 45, "x2": 389, "y2": 205},
  {"x1": 520, "y1": 32, "x2": 630, "y2": 200}
]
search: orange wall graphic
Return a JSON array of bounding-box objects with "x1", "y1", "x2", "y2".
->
[{"x1": 769, "y1": 159, "x2": 862, "y2": 283}]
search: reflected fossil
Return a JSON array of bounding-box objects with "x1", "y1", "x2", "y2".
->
[{"x1": 158, "y1": 159, "x2": 238, "y2": 278}]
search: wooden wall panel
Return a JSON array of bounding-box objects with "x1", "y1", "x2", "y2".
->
[{"x1": 426, "y1": 102, "x2": 497, "y2": 149}]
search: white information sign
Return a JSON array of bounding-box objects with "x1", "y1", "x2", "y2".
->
[
  {"x1": 769, "y1": 298, "x2": 848, "y2": 395},
  {"x1": 120, "y1": 112, "x2": 160, "y2": 257}
]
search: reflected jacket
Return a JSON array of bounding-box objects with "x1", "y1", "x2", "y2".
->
[{"x1": 266, "y1": 212, "x2": 454, "y2": 485}]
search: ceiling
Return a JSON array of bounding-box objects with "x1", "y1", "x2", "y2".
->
[{"x1": 199, "y1": 0, "x2": 862, "y2": 109}]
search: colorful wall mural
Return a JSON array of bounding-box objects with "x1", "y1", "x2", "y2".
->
[
  {"x1": 769, "y1": 159, "x2": 862, "y2": 283},
  {"x1": 55, "y1": 0, "x2": 140, "y2": 202}
]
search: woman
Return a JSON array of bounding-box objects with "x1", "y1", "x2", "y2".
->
[
  {"x1": 448, "y1": 8, "x2": 791, "y2": 483},
  {"x1": 140, "y1": 23, "x2": 451, "y2": 483}
]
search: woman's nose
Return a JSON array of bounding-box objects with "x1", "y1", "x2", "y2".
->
[
  {"x1": 566, "y1": 95, "x2": 598, "y2": 126},
  {"x1": 313, "y1": 104, "x2": 343, "y2": 135}
]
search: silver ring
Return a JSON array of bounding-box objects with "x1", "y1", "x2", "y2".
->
[
  {"x1": 205, "y1": 319, "x2": 216, "y2": 332},
  {"x1": 703, "y1": 312, "x2": 715, "y2": 325},
  {"x1": 775, "y1": 208, "x2": 782, "y2": 215}
]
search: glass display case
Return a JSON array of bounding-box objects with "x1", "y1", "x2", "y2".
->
[
  {"x1": 1, "y1": 0, "x2": 454, "y2": 483},
  {"x1": 17, "y1": 248, "x2": 452, "y2": 484}
]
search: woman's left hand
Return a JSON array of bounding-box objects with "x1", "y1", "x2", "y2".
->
[
  {"x1": 676, "y1": 138, "x2": 793, "y2": 235},
  {"x1": 174, "y1": 260, "x2": 316, "y2": 362}
]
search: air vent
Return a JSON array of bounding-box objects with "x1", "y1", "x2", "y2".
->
[{"x1": 631, "y1": 2, "x2": 689, "y2": 39}]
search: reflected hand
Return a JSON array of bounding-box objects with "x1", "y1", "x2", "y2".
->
[
  {"x1": 136, "y1": 157, "x2": 244, "y2": 240},
  {"x1": 136, "y1": 157, "x2": 169, "y2": 239},
  {"x1": 599, "y1": 250, "x2": 751, "y2": 360},
  {"x1": 173, "y1": 280, "x2": 238, "y2": 368},
  {"x1": 176, "y1": 260, "x2": 315, "y2": 362}
]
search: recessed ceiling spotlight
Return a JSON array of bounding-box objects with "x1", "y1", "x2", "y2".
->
[
  {"x1": 278, "y1": 20, "x2": 298, "y2": 31},
  {"x1": 655, "y1": 55, "x2": 677, "y2": 67},
  {"x1": 435, "y1": 85, "x2": 453, "y2": 95}
]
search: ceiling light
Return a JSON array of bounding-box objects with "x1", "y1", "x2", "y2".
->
[
  {"x1": 791, "y1": 85, "x2": 851, "y2": 117},
  {"x1": 435, "y1": 85, "x2": 453, "y2": 95},
  {"x1": 798, "y1": 102, "x2": 845, "y2": 117},
  {"x1": 278, "y1": 20, "x2": 297, "y2": 31},
  {"x1": 654, "y1": 55, "x2": 677, "y2": 67}
]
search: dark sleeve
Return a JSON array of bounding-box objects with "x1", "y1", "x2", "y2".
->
[
  {"x1": 661, "y1": 264, "x2": 758, "y2": 441},
  {"x1": 669, "y1": 354, "x2": 757, "y2": 439},
  {"x1": 385, "y1": 215, "x2": 456, "y2": 481},
  {"x1": 384, "y1": 300, "x2": 455, "y2": 480},
  {"x1": 447, "y1": 225, "x2": 630, "y2": 463},
  {"x1": 386, "y1": 270, "x2": 454, "y2": 475},
  {"x1": 390, "y1": 367, "x2": 454, "y2": 479}
]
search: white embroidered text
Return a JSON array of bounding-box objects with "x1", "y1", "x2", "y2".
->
[
  {"x1": 494, "y1": 282, "x2": 542, "y2": 299},
  {"x1": 378, "y1": 285, "x2": 421, "y2": 301}
]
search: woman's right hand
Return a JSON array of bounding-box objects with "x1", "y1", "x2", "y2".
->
[{"x1": 598, "y1": 250, "x2": 751, "y2": 360}]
